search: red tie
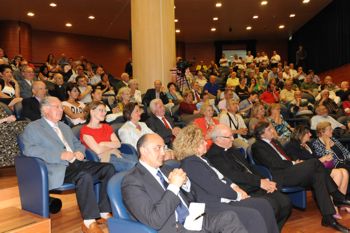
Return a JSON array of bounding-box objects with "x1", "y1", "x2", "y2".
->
[
  {"x1": 271, "y1": 140, "x2": 291, "y2": 161},
  {"x1": 162, "y1": 117, "x2": 171, "y2": 129}
]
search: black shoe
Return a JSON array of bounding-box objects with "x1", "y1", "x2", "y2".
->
[
  {"x1": 322, "y1": 217, "x2": 349, "y2": 233},
  {"x1": 334, "y1": 199, "x2": 350, "y2": 207}
]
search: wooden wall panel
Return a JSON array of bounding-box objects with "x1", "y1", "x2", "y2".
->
[{"x1": 31, "y1": 30, "x2": 131, "y2": 77}]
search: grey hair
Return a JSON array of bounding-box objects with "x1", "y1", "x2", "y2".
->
[
  {"x1": 128, "y1": 79, "x2": 138, "y2": 86},
  {"x1": 149, "y1": 98, "x2": 163, "y2": 114},
  {"x1": 40, "y1": 96, "x2": 59, "y2": 117},
  {"x1": 210, "y1": 124, "x2": 226, "y2": 140}
]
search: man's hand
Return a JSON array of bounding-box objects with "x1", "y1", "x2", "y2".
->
[
  {"x1": 61, "y1": 151, "x2": 75, "y2": 161},
  {"x1": 74, "y1": 151, "x2": 85, "y2": 161},
  {"x1": 231, "y1": 184, "x2": 250, "y2": 200},
  {"x1": 168, "y1": 168, "x2": 187, "y2": 188},
  {"x1": 260, "y1": 179, "x2": 277, "y2": 193},
  {"x1": 172, "y1": 127, "x2": 181, "y2": 136},
  {"x1": 294, "y1": 159, "x2": 303, "y2": 164}
]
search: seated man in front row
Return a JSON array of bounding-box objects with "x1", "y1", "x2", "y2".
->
[
  {"x1": 122, "y1": 133, "x2": 249, "y2": 233},
  {"x1": 21, "y1": 96, "x2": 115, "y2": 233}
]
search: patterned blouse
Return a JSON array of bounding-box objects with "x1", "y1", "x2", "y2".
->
[{"x1": 311, "y1": 137, "x2": 350, "y2": 167}]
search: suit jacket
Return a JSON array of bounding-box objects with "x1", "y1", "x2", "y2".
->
[
  {"x1": 142, "y1": 88, "x2": 169, "y2": 106},
  {"x1": 146, "y1": 114, "x2": 174, "y2": 147},
  {"x1": 180, "y1": 155, "x2": 238, "y2": 204},
  {"x1": 251, "y1": 139, "x2": 294, "y2": 177},
  {"x1": 22, "y1": 97, "x2": 41, "y2": 121},
  {"x1": 21, "y1": 118, "x2": 85, "y2": 190},
  {"x1": 284, "y1": 139, "x2": 314, "y2": 161},
  {"x1": 206, "y1": 144, "x2": 263, "y2": 193},
  {"x1": 121, "y1": 163, "x2": 192, "y2": 233},
  {"x1": 18, "y1": 79, "x2": 32, "y2": 99}
]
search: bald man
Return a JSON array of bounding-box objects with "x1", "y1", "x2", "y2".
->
[{"x1": 22, "y1": 81, "x2": 47, "y2": 121}]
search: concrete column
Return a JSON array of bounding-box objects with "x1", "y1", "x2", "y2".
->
[{"x1": 131, "y1": 0, "x2": 176, "y2": 92}]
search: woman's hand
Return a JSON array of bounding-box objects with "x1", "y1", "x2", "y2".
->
[
  {"x1": 6, "y1": 115, "x2": 16, "y2": 123},
  {"x1": 319, "y1": 154, "x2": 333, "y2": 162}
]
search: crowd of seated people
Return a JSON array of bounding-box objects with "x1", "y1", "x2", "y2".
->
[{"x1": 2, "y1": 48, "x2": 350, "y2": 232}]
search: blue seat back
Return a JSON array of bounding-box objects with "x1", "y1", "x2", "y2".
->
[
  {"x1": 120, "y1": 143, "x2": 138, "y2": 158},
  {"x1": 15, "y1": 156, "x2": 50, "y2": 218},
  {"x1": 107, "y1": 172, "x2": 132, "y2": 220}
]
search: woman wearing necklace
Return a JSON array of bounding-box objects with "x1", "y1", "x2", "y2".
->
[
  {"x1": 193, "y1": 103, "x2": 219, "y2": 149},
  {"x1": 80, "y1": 101, "x2": 137, "y2": 172},
  {"x1": 285, "y1": 125, "x2": 350, "y2": 219},
  {"x1": 219, "y1": 99, "x2": 249, "y2": 149}
]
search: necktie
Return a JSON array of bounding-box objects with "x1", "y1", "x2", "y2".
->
[
  {"x1": 270, "y1": 140, "x2": 291, "y2": 161},
  {"x1": 53, "y1": 126, "x2": 73, "y2": 152},
  {"x1": 156, "y1": 170, "x2": 189, "y2": 224},
  {"x1": 161, "y1": 117, "x2": 171, "y2": 129}
]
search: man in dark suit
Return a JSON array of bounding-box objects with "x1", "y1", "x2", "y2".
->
[
  {"x1": 112, "y1": 72, "x2": 129, "y2": 93},
  {"x1": 22, "y1": 96, "x2": 115, "y2": 233},
  {"x1": 18, "y1": 65, "x2": 35, "y2": 98},
  {"x1": 142, "y1": 79, "x2": 169, "y2": 106},
  {"x1": 206, "y1": 124, "x2": 291, "y2": 230},
  {"x1": 146, "y1": 98, "x2": 180, "y2": 148},
  {"x1": 122, "y1": 133, "x2": 249, "y2": 233},
  {"x1": 252, "y1": 121, "x2": 350, "y2": 232},
  {"x1": 22, "y1": 81, "x2": 47, "y2": 121}
]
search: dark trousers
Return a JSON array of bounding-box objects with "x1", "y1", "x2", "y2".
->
[
  {"x1": 274, "y1": 159, "x2": 337, "y2": 216},
  {"x1": 205, "y1": 198, "x2": 279, "y2": 233},
  {"x1": 64, "y1": 160, "x2": 116, "y2": 219},
  {"x1": 251, "y1": 190, "x2": 292, "y2": 230}
]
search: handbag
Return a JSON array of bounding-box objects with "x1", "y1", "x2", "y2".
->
[{"x1": 323, "y1": 159, "x2": 335, "y2": 169}]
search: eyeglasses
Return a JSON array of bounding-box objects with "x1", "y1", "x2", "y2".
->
[
  {"x1": 146, "y1": 145, "x2": 168, "y2": 152},
  {"x1": 218, "y1": 135, "x2": 233, "y2": 139}
]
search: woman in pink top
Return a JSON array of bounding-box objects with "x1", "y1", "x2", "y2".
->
[
  {"x1": 80, "y1": 101, "x2": 137, "y2": 172},
  {"x1": 193, "y1": 103, "x2": 219, "y2": 149}
]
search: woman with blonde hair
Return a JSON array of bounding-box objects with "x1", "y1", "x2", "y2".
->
[
  {"x1": 267, "y1": 103, "x2": 293, "y2": 145},
  {"x1": 193, "y1": 103, "x2": 219, "y2": 149},
  {"x1": 115, "y1": 86, "x2": 131, "y2": 112}
]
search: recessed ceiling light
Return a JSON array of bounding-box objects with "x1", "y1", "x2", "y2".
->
[
  {"x1": 289, "y1": 14, "x2": 296, "y2": 18},
  {"x1": 278, "y1": 25, "x2": 285, "y2": 29},
  {"x1": 49, "y1": 2, "x2": 57, "y2": 7},
  {"x1": 246, "y1": 26, "x2": 252, "y2": 30},
  {"x1": 175, "y1": 29, "x2": 180, "y2": 33},
  {"x1": 88, "y1": 15, "x2": 95, "y2": 20},
  {"x1": 174, "y1": 5, "x2": 176, "y2": 9},
  {"x1": 174, "y1": 19, "x2": 178, "y2": 22},
  {"x1": 261, "y1": 1, "x2": 268, "y2": 6},
  {"x1": 211, "y1": 28, "x2": 216, "y2": 32},
  {"x1": 27, "y1": 12, "x2": 35, "y2": 17},
  {"x1": 213, "y1": 17, "x2": 219, "y2": 21},
  {"x1": 253, "y1": 15, "x2": 259, "y2": 19},
  {"x1": 65, "y1": 23, "x2": 72, "y2": 27},
  {"x1": 215, "y1": 2, "x2": 222, "y2": 7},
  {"x1": 302, "y1": 0, "x2": 310, "y2": 3}
]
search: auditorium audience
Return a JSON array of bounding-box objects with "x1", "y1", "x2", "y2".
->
[
  {"x1": 22, "y1": 96, "x2": 115, "y2": 233},
  {"x1": 252, "y1": 121, "x2": 350, "y2": 232},
  {"x1": 80, "y1": 101, "x2": 137, "y2": 172},
  {"x1": 173, "y1": 124, "x2": 279, "y2": 233}
]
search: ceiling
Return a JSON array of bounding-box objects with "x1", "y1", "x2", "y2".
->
[{"x1": 0, "y1": 0, "x2": 332, "y2": 43}]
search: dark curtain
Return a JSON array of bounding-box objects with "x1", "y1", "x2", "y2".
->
[{"x1": 288, "y1": 0, "x2": 350, "y2": 73}]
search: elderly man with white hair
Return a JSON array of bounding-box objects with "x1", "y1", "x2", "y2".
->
[{"x1": 146, "y1": 98, "x2": 180, "y2": 148}]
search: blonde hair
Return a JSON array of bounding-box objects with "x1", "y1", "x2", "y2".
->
[
  {"x1": 268, "y1": 103, "x2": 281, "y2": 116},
  {"x1": 251, "y1": 102, "x2": 265, "y2": 118},
  {"x1": 117, "y1": 86, "x2": 131, "y2": 100},
  {"x1": 316, "y1": 121, "x2": 331, "y2": 137},
  {"x1": 200, "y1": 103, "x2": 213, "y2": 115},
  {"x1": 173, "y1": 125, "x2": 204, "y2": 160}
]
